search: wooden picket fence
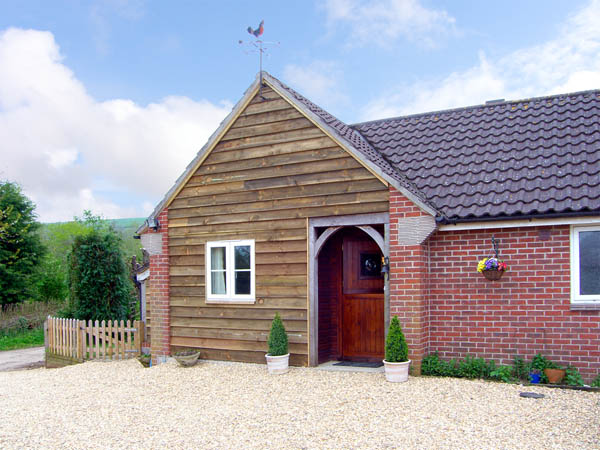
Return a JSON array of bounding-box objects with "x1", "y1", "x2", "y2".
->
[{"x1": 45, "y1": 316, "x2": 144, "y2": 367}]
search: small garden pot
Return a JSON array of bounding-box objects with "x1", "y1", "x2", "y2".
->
[
  {"x1": 544, "y1": 368, "x2": 566, "y2": 384},
  {"x1": 174, "y1": 350, "x2": 201, "y2": 367},
  {"x1": 529, "y1": 372, "x2": 541, "y2": 384},
  {"x1": 265, "y1": 353, "x2": 289, "y2": 375},
  {"x1": 383, "y1": 360, "x2": 411, "y2": 383},
  {"x1": 137, "y1": 355, "x2": 151, "y2": 368}
]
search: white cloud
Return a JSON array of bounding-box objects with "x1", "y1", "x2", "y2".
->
[
  {"x1": 322, "y1": 0, "x2": 456, "y2": 47},
  {"x1": 283, "y1": 61, "x2": 348, "y2": 108},
  {"x1": 0, "y1": 28, "x2": 232, "y2": 222},
  {"x1": 362, "y1": 0, "x2": 600, "y2": 119}
]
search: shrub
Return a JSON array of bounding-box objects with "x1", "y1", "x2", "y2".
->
[
  {"x1": 490, "y1": 366, "x2": 514, "y2": 383},
  {"x1": 267, "y1": 313, "x2": 288, "y2": 356},
  {"x1": 591, "y1": 375, "x2": 600, "y2": 388},
  {"x1": 67, "y1": 229, "x2": 134, "y2": 321},
  {"x1": 563, "y1": 366, "x2": 584, "y2": 386},
  {"x1": 512, "y1": 356, "x2": 529, "y2": 381},
  {"x1": 422, "y1": 353, "x2": 460, "y2": 377},
  {"x1": 457, "y1": 356, "x2": 495, "y2": 379},
  {"x1": 385, "y1": 316, "x2": 408, "y2": 363}
]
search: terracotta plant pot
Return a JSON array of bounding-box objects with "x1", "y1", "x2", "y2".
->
[
  {"x1": 383, "y1": 359, "x2": 411, "y2": 383},
  {"x1": 483, "y1": 269, "x2": 505, "y2": 281},
  {"x1": 174, "y1": 350, "x2": 201, "y2": 367},
  {"x1": 544, "y1": 368, "x2": 566, "y2": 384},
  {"x1": 265, "y1": 353, "x2": 289, "y2": 375}
]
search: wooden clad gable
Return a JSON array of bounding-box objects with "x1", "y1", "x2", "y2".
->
[{"x1": 167, "y1": 86, "x2": 389, "y2": 365}]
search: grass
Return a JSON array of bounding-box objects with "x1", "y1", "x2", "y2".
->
[{"x1": 0, "y1": 328, "x2": 44, "y2": 351}]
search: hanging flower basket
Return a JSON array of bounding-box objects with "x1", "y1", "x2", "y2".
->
[{"x1": 477, "y1": 237, "x2": 508, "y2": 281}]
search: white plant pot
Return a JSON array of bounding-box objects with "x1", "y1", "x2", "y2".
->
[
  {"x1": 383, "y1": 359, "x2": 411, "y2": 382},
  {"x1": 265, "y1": 353, "x2": 290, "y2": 375}
]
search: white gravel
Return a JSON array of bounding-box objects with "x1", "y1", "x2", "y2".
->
[{"x1": 1, "y1": 359, "x2": 599, "y2": 449}]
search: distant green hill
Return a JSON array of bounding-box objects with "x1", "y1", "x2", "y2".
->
[{"x1": 39, "y1": 217, "x2": 146, "y2": 265}]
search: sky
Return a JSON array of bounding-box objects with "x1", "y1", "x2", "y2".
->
[{"x1": 1, "y1": 0, "x2": 599, "y2": 222}]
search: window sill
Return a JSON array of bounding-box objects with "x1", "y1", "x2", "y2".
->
[
  {"x1": 206, "y1": 298, "x2": 256, "y2": 305},
  {"x1": 570, "y1": 302, "x2": 600, "y2": 311}
]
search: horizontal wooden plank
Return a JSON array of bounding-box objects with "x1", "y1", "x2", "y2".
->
[
  {"x1": 222, "y1": 117, "x2": 313, "y2": 141},
  {"x1": 169, "y1": 262, "x2": 306, "y2": 276},
  {"x1": 170, "y1": 296, "x2": 307, "y2": 309},
  {"x1": 171, "y1": 306, "x2": 307, "y2": 320},
  {"x1": 242, "y1": 98, "x2": 290, "y2": 115},
  {"x1": 232, "y1": 107, "x2": 303, "y2": 128},
  {"x1": 169, "y1": 201, "x2": 389, "y2": 228},
  {"x1": 204, "y1": 136, "x2": 336, "y2": 164},
  {"x1": 169, "y1": 336, "x2": 308, "y2": 354},
  {"x1": 169, "y1": 274, "x2": 306, "y2": 287},
  {"x1": 169, "y1": 240, "x2": 307, "y2": 255},
  {"x1": 169, "y1": 285, "x2": 307, "y2": 297},
  {"x1": 168, "y1": 219, "x2": 306, "y2": 237},
  {"x1": 168, "y1": 229, "x2": 306, "y2": 246},
  {"x1": 212, "y1": 127, "x2": 325, "y2": 153},
  {"x1": 169, "y1": 346, "x2": 308, "y2": 366},
  {"x1": 243, "y1": 168, "x2": 375, "y2": 191},
  {"x1": 186, "y1": 157, "x2": 361, "y2": 187},
  {"x1": 177, "y1": 167, "x2": 374, "y2": 199},
  {"x1": 169, "y1": 317, "x2": 307, "y2": 332},
  {"x1": 170, "y1": 178, "x2": 385, "y2": 211},
  {"x1": 192, "y1": 146, "x2": 344, "y2": 178},
  {"x1": 169, "y1": 190, "x2": 388, "y2": 220},
  {"x1": 171, "y1": 251, "x2": 306, "y2": 267},
  {"x1": 170, "y1": 326, "x2": 308, "y2": 344}
]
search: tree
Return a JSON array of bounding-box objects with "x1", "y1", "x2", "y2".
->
[
  {"x1": 66, "y1": 228, "x2": 135, "y2": 321},
  {"x1": 267, "y1": 312, "x2": 289, "y2": 356},
  {"x1": 0, "y1": 181, "x2": 45, "y2": 309},
  {"x1": 385, "y1": 316, "x2": 409, "y2": 362}
]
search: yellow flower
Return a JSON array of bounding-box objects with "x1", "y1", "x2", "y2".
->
[{"x1": 477, "y1": 258, "x2": 487, "y2": 273}]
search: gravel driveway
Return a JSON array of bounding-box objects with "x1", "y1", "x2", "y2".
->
[{"x1": 0, "y1": 359, "x2": 598, "y2": 449}]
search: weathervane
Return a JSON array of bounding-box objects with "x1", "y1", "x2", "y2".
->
[{"x1": 239, "y1": 19, "x2": 280, "y2": 99}]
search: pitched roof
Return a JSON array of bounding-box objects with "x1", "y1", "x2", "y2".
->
[
  {"x1": 139, "y1": 73, "x2": 600, "y2": 233},
  {"x1": 352, "y1": 90, "x2": 600, "y2": 222}
]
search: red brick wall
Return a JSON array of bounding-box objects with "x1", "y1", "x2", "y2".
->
[
  {"x1": 146, "y1": 209, "x2": 170, "y2": 364},
  {"x1": 388, "y1": 187, "x2": 431, "y2": 372},
  {"x1": 428, "y1": 226, "x2": 600, "y2": 381}
]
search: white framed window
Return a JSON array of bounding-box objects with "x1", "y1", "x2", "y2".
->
[
  {"x1": 570, "y1": 225, "x2": 600, "y2": 304},
  {"x1": 206, "y1": 240, "x2": 255, "y2": 304}
]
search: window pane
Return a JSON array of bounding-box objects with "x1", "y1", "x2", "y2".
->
[
  {"x1": 579, "y1": 231, "x2": 600, "y2": 295},
  {"x1": 234, "y1": 245, "x2": 251, "y2": 270},
  {"x1": 211, "y1": 247, "x2": 226, "y2": 270},
  {"x1": 235, "y1": 271, "x2": 250, "y2": 295},
  {"x1": 211, "y1": 272, "x2": 226, "y2": 295}
]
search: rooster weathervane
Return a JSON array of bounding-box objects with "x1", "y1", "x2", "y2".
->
[{"x1": 239, "y1": 19, "x2": 279, "y2": 99}]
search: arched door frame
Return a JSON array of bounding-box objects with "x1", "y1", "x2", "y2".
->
[{"x1": 308, "y1": 212, "x2": 390, "y2": 366}]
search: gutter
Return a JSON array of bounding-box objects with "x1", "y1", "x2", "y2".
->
[{"x1": 436, "y1": 210, "x2": 600, "y2": 225}]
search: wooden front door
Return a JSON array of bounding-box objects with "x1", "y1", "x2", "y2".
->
[{"x1": 341, "y1": 233, "x2": 384, "y2": 361}]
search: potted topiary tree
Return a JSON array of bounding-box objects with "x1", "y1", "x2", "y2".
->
[
  {"x1": 265, "y1": 312, "x2": 289, "y2": 375},
  {"x1": 383, "y1": 316, "x2": 411, "y2": 382}
]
